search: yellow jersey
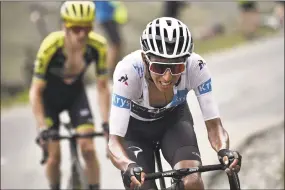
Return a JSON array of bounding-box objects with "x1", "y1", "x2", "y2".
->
[{"x1": 33, "y1": 30, "x2": 108, "y2": 84}]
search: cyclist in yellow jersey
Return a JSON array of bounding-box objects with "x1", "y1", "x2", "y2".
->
[{"x1": 29, "y1": 1, "x2": 110, "y2": 189}]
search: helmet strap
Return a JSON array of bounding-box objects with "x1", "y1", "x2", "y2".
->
[
  {"x1": 145, "y1": 60, "x2": 154, "y2": 83},
  {"x1": 141, "y1": 52, "x2": 154, "y2": 83}
]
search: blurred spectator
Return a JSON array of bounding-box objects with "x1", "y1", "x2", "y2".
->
[
  {"x1": 258, "y1": 1, "x2": 284, "y2": 31},
  {"x1": 162, "y1": 1, "x2": 188, "y2": 19},
  {"x1": 29, "y1": 3, "x2": 49, "y2": 39},
  {"x1": 238, "y1": 1, "x2": 260, "y2": 40},
  {"x1": 198, "y1": 22, "x2": 226, "y2": 41},
  {"x1": 274, "y1": 1, "x2": 284, "y2": 27},
  {"x1": 94, "y1": 1, "x2": 128, "y2": 79}
]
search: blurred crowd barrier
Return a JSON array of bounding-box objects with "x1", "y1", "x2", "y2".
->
[{"x1": 1, "y1": 1, "x2": 279, "y2": 99}]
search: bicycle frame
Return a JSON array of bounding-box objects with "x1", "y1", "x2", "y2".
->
[
  {"x1": 154, "y1": 142, "x2": 166, "y2": 189},
  {"x1": 65, "y1": 124, "x2": 89, "y2": 190}
]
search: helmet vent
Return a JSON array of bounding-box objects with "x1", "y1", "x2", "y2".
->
[
  {"x1": 163, "y1": 28, "x2": 168, "y2": 38},
  {"x1": 155, "y1": 26, "x2": 160, "y2": 36},
  {"x1": 72, "y1": 4, "x2": 76, "y2": 16},
  {"x1": 80, "y1": 4, "x2": 83, "y2": 17},
  {"x1": 65, "y1": 7, "x2": 69, "y2": 16},
  {"x1": 87, "y1": 4, "x2": 90, "y2": 15},
  {"x1": 166, "y1": 20, "x2": 172, "y2": 26}
]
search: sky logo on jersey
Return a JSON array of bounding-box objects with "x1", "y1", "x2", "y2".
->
[
  {"x1": 170, "y1": 89, "x2": 188, "y2": 106},
  {"x1": 112, "y1": 93, "x2": 131, "y2": 109},
  {"x1": 198, "y1": 78, "x2": 212, "y2": 95}
]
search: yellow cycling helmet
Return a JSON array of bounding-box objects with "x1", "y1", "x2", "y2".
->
[{"x1": 60, "y1": 1, "x2": 95, "y2": 26}]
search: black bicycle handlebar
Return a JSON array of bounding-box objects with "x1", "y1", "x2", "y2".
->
[
  {"x1": 36, "y1": 127, "x2": 104, "y2": 165},
  {"x1": 145, "y1": 164, "x2": 225, "y2": 180},
  {"x1": 45, "y1": 132, "x2": 105, "y2": 141},
  {"x1": 145, "y1": 164, "x2": 240, "y2": 190}
]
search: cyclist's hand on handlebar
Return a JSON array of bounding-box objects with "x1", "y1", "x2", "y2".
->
[
  {"x1": 123, "y1": 163, "x2": 145, "y2": 189},
  {"x1": 102, "y1": 122, "x2": 110, "y2": 141},
  {"x1": 102, "y1": 122, "x2": 110, "y2": 158},
  {"x1": 218, "y1": 149, "x2": 242, "y2": 175},
  {"x1": 36, "y1": 128, "x2": 49, "y2": 148}
]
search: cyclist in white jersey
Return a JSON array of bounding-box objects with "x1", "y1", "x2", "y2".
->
[{"x1": 108, "y1": 17, "x2": 242, "y2": 189}]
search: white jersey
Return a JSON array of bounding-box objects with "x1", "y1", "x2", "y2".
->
[{"x1": 110, "y1": 50, "x2": 220, "y2": 137}]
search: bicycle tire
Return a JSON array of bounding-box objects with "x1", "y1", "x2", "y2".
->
[
  {"x1": 227, "y1": 172, "x2": 241, "y2": 190},
  {"x1": 75, "y1": 159, "x2": 89, "y2": 189},
  {"x1": 67, "y1": 161, "x2": 80, "y2": 189},
  {"x1": 67, "y1": 158, "x2": 89, "y2": 190}
]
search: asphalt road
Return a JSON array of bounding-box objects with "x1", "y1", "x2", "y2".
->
[{"x1": 1, "y1": 34, "x2": 284, "y2": 189}]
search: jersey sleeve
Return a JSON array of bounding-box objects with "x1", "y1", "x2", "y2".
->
[
  {"x1": 88, "y1": 32, "x2": 108, "y2": 79},
  {"x1": 33, "y1": 31, "x2": 62, "y2": 82},
  {"x1": 109, "y1": 58, "x2": 142, "y2": 137},
  {"x1": 189, "y1": 53, "x2": 220, "y2": 121}
]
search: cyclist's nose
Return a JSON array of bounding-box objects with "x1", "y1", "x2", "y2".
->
[
  {"x1": 79, "y1": 30, "x2": 86, "y2": 37},
  {"x1": 162, "y1": 69, "x2": 172, "y2": 81}
]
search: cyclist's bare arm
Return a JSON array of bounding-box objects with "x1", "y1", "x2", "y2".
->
[
  {"x1": 29, "y1": 33, "x2": 55, "y2": 130},
  {"x1": 29, "y1": 79, "x2": 47, "y2": 130},
  {"x1": 96, "y1": 78, "x2": 110, "y2": 123},
  {"x1": 108, "y1": 135, "x2": 135, "y2": 171},
  {"x1": 190, "y1": 54, "x2": 229, "y2": 152},
  {"x1": 107, "y1": 54, "x2": 142, "y2": 170},
  {"x1": 205, "y1": 118, "x2": 229, "y2": 152}
]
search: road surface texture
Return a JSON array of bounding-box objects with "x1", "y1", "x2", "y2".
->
[
  {"x1": 1, "y1": 33, "x2": 284, "y2": 189},
  {"x1": 207, "y1": 122, "x2": 284, "y2": 189}
]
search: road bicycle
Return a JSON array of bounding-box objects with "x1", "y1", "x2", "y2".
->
[
  {"x1": 36, "y1": 122, "x2": 104, "y2": 190},
  {"x1": 141, "y1": 142, "x2": 241, "y2": 190}
]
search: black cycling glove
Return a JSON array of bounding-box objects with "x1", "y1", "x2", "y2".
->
[
  {"x1": 36, "y1": 129, "x2": 50, "y2": 145},
  {"x1": 102, "y1": 122, "x2": 109, "y2": 133},
  {"x1": 122, "y1": 163, "x2": 143, "y2": 188},
  {"x1": 217, "y1": 149, "x2": 242, "y2": 168}
]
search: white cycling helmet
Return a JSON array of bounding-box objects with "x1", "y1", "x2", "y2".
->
[{"x1": 140, "y1": 17, "x2": 194, "y2": 59}]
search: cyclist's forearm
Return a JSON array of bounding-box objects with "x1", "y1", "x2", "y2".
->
[
  {"x1": 29, "y1": 91, "x2": 46, "y2": 129},
  {"x1": 205, "y1": 118, "x2": 229, "y2": 152},
  {"x1": 108, "y1": 135, "x2": 135, "y2": 171},
  {"x1": 97, "y1": 84, "x2": 110, "y2": 123}
]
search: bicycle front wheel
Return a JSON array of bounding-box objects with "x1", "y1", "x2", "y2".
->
[{"x1": 67, "y1": 158, "x2": 88, "y2": 190}]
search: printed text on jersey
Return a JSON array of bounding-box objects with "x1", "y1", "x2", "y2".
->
[{"x1": 112, "y1": 93, "x2": 131, "y2": 109}]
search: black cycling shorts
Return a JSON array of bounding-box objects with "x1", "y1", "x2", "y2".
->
[
  {"x1": 43, "y1": 89, "x2": 94, "y2": 131},
  {"x1": 122, "y1": 103, "x2": 201, "y2": 189},
  {"x1": 101, "y1": 20, "x2": 121, "y2": 45}
]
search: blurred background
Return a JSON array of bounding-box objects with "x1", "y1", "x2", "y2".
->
[{"x1": 1, "y1": 1, "x2": 284, "y2": 189}]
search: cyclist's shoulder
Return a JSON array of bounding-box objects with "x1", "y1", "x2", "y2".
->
[
  {"x1": 188, "y1": 52, "x2": 206, "y2": 65},
  {"x1": 115, "y1": 50, "x2": 144, "y2": 80},
  {"x1": 117, "y1": 50, "x2": 143, "y2": 70},
  {"x1": 87, "y1": 31, "x2": 107, "y2": 49},
  {"x1": 37, "y1": 30, "x2": 64, "y2": 55},
  {"x1": 186, "y1": 52, "x2": 208, "y2": 74}
]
